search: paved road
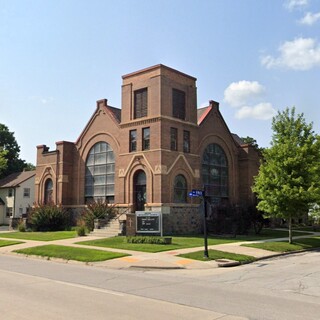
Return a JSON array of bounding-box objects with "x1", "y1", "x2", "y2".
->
[{"x1": 1, "y1": 250, "x2": 319, "y2": 320}]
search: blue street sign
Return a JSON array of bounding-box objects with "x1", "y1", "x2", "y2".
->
[{"x1": 189, "y1": 189, "x2": 204, "y2": 197}]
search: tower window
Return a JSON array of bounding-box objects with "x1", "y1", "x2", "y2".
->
[
  {"x1": 134, "y1": 88, "x2": 148, "y2": 119},
  {"x1": 172, "y1": 89, "x2": 185, "y2": 120},
  {"x1": 170, "y1": 128, "x2": 178, "y2": 151},
  {"x1": 130, "y1": 130, "x2": 137, "y2": 152},
  {"x1": 142, "y1": 127, "x2": 150, "y2": 150},
  {"x1": 183, "y1": 130, "x2": 190, "y2": 153}
]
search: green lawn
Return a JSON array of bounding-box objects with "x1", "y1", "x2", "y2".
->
[
  {"x1": 76, "y1": 229, "x2": 313, "y2": 253},
  {"x1": 226, "y1": 228, "x2": 312, "y2": 241},
  {"x1": 243, "y1": 237, "x2": 320, "y2": 252},
  {"x1": 14, "y1": 245, "x2": 129, "y2": 262},
  {"x1": 0, "y1": 240, "x2": 23, "y2": 247},
  {"x1": 76, "y1": 236, "x2": 240, "y2": 253},
  {"x1": 179, "y1": 249, "x2": 256, "y2": 264},
  {"x1": 0, "y1": 231, "x2": 77, "y2": 241}
]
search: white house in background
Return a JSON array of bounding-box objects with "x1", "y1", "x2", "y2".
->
[{"x1": 0, "y1": 171, "x2": 35, "y2": 225}]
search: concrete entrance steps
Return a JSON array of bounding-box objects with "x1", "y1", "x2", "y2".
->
[{"x1": 90, "y1": 218, "x2": 120, "y2": 238}]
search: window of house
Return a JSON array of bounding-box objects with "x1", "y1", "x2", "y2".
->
[
  {"x1": 19, "y1": 207, "x2": 23, "y2": 215},
  {"x1": 172, "y1": 89, "x2": 186, "y2": 120},
  {"x1": 202, "y1": 144, "x2": 228, "y2": 202},
  {"x1": 134, "y1": 88, "x2": 148, "y2": 119},
  {"x1": 142, "y1": 127, "x2": 150, "y2": 151},
  {"x1": 23, "y1": 188, "x2": 30, "y2": 198},
  {"x1": 85, "y1": 142, "x2": 115, "y2": 203},
  {"x1": 129, "y1": 130, "x2": 137, "y2": 152},
  {"x1": 170, "y1": 127, "x2": 178, "y2": 151},
  {"x1": 8, "y1": 189, "x2": 13, "y2": 197},
  {"x1": 6, "y1": 207, "x2": 13, "y2": 217},
  {"x1": 173, "y1": 175, "x2": 187, "y2": 203},
  {"x1": 183, "y1": 130, "x2": 190, "y2": 153}
]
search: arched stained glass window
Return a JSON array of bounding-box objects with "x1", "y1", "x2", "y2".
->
[
  {"x1": 85, "y1": 142, "x2": 115, "y2": 203},
  {"x1": 173, "y1": 174, "x2": 187, "y2": 203},
  {"x1": 202, "y1": 144, "x2": 228, "y2": 202},
  {"x1": 44, "y1": 178, "x2": 53, "y2": 204}
]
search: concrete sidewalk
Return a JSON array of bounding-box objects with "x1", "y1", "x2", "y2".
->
[{"x1": 1, "y1": 230, "x2": 318, "y2": 270}]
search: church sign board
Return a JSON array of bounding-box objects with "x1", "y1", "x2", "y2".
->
[{"x1": 136, "y1": 211, "x2": 161, "y2": 234}]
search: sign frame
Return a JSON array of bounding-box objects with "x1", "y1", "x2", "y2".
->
[{"x1": 136, "y1": 211, "x2": 162, "y2": 235}]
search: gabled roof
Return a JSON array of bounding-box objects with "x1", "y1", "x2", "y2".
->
[
  {"x1": 232, "y1": 134, "x2": 245, "y2": 146},
  {"x1": 0, "y1": 171, "x2": 35, "y2": 189},
  {"x1": 197, "y1": 106, "x2": 212, "y2": 125},
  {"x1": 75, "y1": 99, "x2": 121, "y2": 145},
  {"x1": 107, "y1": 105, "x2": 121, "y2": 123}
]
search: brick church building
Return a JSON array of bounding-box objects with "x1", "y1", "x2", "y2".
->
[{"x1": 35, "y1": 64, "x2": 260, "y2": 234}]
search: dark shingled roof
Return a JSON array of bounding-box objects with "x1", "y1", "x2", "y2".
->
[
  {"x1": 107, "y1": 106, "x2": 121, "y2": 123},
  {"x1": 0, "y1": 171, "x2": 36, "y2": 189},
  {"x1": 232, "y1": 134, "x2": 245, "y2": 146}
]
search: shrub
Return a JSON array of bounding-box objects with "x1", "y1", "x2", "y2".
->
[
  {"x1": 126, "y1": 236, "x2": 171, "y2": 245},
  {"x1": 207, "y1": 203, "x2": 266, "y2": 236},
  {"x1": 76, "y1": 225, "x2": 87, "y2": 237},
  {"x1": 81, "y1": 199, "x2": 117, "y2": 231},
  {"x1": 17, "y1": 221, "x2": 26, "y2": 232},
  {"x1": 28, "y1": 204, "x2": 71, "y2": 232}
]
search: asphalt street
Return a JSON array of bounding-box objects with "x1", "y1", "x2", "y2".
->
[{"x1": 0, "y1": 250, "x2": 319, "y2": 320}]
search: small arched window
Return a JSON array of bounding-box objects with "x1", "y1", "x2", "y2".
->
[
  {"x1": 202, "y1": 144, "x2": 228, "y2": 202},
  {"x1": 44, "y1": 178, "x2": 53, "y2": 204},
  {"x1": 173, "y1": 174, "x2": 187, "y2": 203},
  {"x1": 85, "y1": 142, "x2": 115, "y2": 203}
]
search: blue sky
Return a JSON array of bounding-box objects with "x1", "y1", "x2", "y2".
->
[{"x1": 1, "y1": 0, "x2": 320, "y2": 164}]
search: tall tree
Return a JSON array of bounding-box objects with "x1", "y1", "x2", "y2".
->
[
  {"x1": 241, "y1": 136, "x2": 264, "y2": 152},
  {"x1": 0, "y1": 148, "x2": 8, "y2": 176},
  {"x1": 253, "y1": 107, "x2": 320, "y2": 243},
  {"x1": 0, "y1": 124, "x2": 27, "y2": 178}
]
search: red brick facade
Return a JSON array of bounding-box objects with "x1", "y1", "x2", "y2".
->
[{"x1": 35, "y1": 65, "x2": 260, "y2": 234}]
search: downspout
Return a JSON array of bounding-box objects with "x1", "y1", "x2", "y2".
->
[
  {"x1": 13, "y1": 187, "x2": 16, "y2": 218},
  {"x1": 56, "y1": 149, "x2": 60, "y2": 205}
]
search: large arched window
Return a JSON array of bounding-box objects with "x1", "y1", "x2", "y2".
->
[
  {"x1": 173, "y1": 174, "x2": 187, "y2": 203},
  {"x1": 44, "y1": 178, "x2": 53, "y2": 204},
  {"x1": 85, "y1": 142, "x2": 115, "y2": 203},
  {"x1": 202, "y1": 144, "x2": 228, "y2": 202}
]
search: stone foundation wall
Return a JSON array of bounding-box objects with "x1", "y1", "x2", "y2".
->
[{"x1": 162, "y1": 206, "x2": 202, "y2": 235}]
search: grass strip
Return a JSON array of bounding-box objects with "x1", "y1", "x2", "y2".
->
[
  {"x1": 76, "y1": 229, "x2": 312, "y2": 253},
  {"x1": 179, "y1": 249, "x2": 256, "y2": 263},
  {"x1": 76, "y1": 236, "x2": 239, "y2": 253},
  {"x1": 0, "y1": 240, "x2": 23, "y2": 247},
  {"x1": 242, "y1": 237, "x2": 320, "y2": 252},
  {"x1": 0, "y1": 231, "x2": 77, "y2": 241},
  {"x1": 14, "y1": 244, "x2": 129, "y2": 262}
]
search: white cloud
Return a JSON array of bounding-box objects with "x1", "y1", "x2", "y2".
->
[
  {"x1": 223, "y1": 81, "x2": 265, "y2": 107},
  {"x1": 284, "y1": 0, "x2": 308, "y2": 11},
  {"x1": 261, "y1": 37, "x2": 320, "y2": 70},
  {"x1": 235, "y1": 103, "x2": 277, "y2": 120},
  {"x1": 299, "y1": 11, "x2": 320, "y2": 25}
]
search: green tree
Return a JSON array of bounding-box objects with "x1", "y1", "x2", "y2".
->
[
  {"x1": 0, "y1": 124, "x2": 28, "y2": 178},
  {"x1": 253, "y1": 107, "x2": 320, "y2": 243},
  {"x1": 0, "y1": 148, "x2": 8, "y2": 176},
  {"x1": 241, "y1": 136, "x2": 264, "y2": 152}
]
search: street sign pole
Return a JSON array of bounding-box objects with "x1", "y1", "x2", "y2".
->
[
  {"x1": 203, "y1": 190, "x2": 209, "y2": 259},
  {"x1": 189, "y1": 189, "x2": 209, "y2": 259}
]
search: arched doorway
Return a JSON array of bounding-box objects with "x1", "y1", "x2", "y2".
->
[{"x1": 133, "y1": 170, "x2": 146, "y2": 211}]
